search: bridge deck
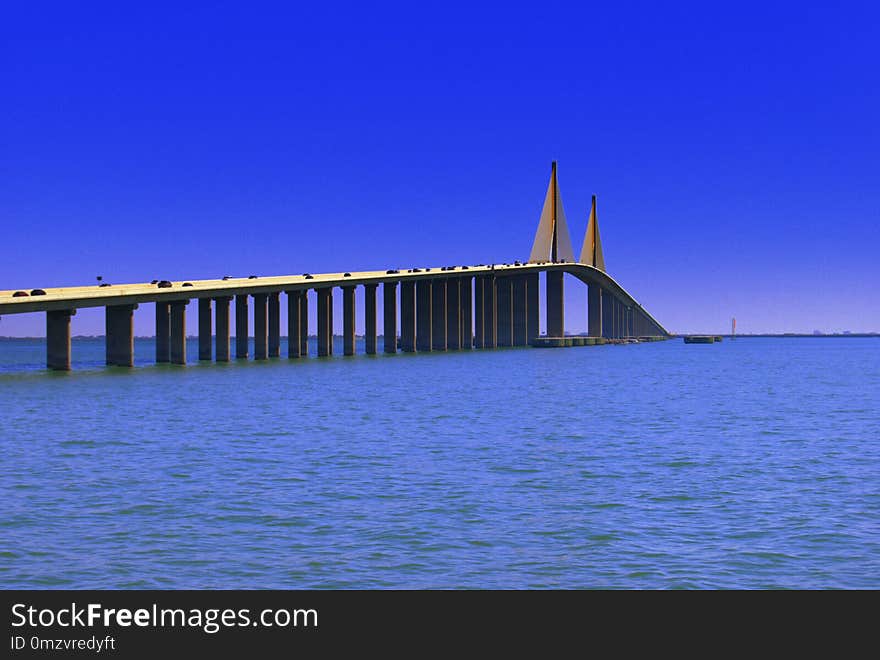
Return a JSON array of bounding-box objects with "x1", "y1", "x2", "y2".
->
[{"x1": 0, "y1": 262, "x2": 667, "y2": 335}]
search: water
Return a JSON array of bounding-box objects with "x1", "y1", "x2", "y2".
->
[{"x1": 1, "y1": 337, "x2": 878, "y2": 588}]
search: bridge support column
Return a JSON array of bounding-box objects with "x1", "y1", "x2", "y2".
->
[
  {"x1": 614, "y1": 300, "x2": 619, "y2": 338},
  {"x1": 638, "y1": 312, "x2": 652, "y2": 337},
  {"x1": 588, "y1": 285, "x2": 602, "y2": 337},
  {"x1": 416, "y1": 280, "x2": 432, "y2": 352},
  {"x1": 106, "y1": 304, "x2": 137, "y2": 367},
  {"x1": 286, "y1": 290, "x2": 302, "y2": 358},
  {"x1": 364, "y1": 283, "x2": 378, "y2": 354},
  {"x1": 268, "y1": 292, "x2": 280, "y2": 357},
  {"x1": 474, "y1": 276, "x2": 484, "y2": 348},
  {"x1": 235, "y1": 294, "x2": 249, "y2": 359},
  {"x1": 527, "y1": 273, "x2": 539, "y2": 343},
  {"x1": 609, "y1": 299, "x2": 615, "y2": 338},
  {"x1": 317, "y1": 288, "x2": 332, "y2": 357},
  {"x1": 512, "y1": 276, "x2": 528, "y2": 346},
  {"x1": 170, "y1": 300, "x2": 188, "y2": 364},
  {"x1": 253, "y1": 293, "x2": 268, "y2": 360},
  {"x1": 47, "y1": 309, "x2": 75, "y2": 371},
  {"x1": 460, "y1": 276, "x2": 472, "y2": 349},
  {"x1": 616, "y1": 299, "x2": 623, "y2": 338},
  {"x1": 431, "y1": 279, "x2": 446, "y2": 351},
  {"x1": 156, "y1": 301, "x2": 170, "y2": 363},
  {"x1": 446, "y1": 279, "x2": 460, "y2": 350},
  {"x1": 602, "y1": 293, "x2": 613, "y2": 338},
  {"x1": 198, "y1": 298, "x2": 212, "y2": 360},
  {"x1": 215, "y1": 296, "x2": 231, "y2": 361},
  {"x1": 343, "y1": 285, "x2": 356, "y2": 356},
  {"x1": 383, "y1": 282, "x2": 397, "y2": 353},
  {"x1": 400, "y1": 281, "x2": 415, "y2": 352},
  {"x1": 626, "y1": 307, "x2": 633, "y2": 338},
  {"x1": 300, "y1": 292, "x2": 309, "y2": 356},
  {"x1": 546, "y1": 270, "x2": 564, "y2": 338},
  {"x1": 483, "y1": 276, "x2": 496, "y2": 348},
  {"x1": 496, "y1": 277, "x2": 513, "y2": 347}
]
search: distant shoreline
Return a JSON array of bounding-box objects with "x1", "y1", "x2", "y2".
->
[
  {"x1": 677, "y1": 333, "x2": 880, "y2": 339},
  {"x1": 1, "y1": 333, "x2": 878, "y2": 341}
]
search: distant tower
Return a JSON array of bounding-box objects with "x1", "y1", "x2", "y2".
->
[
  {"x1": 579, "y1": 195, "x2": 606, "y2": 270},
  {"x1": 529, "y1": 161, "x2": 576, "y2": 263},
  {"x1": 732, "y1": 317, "x2": 736, "y2": 339}
]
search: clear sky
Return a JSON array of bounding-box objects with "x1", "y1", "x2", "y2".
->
[{"x1": 2, "y1": 2, "x2": 878, "y2": 336}]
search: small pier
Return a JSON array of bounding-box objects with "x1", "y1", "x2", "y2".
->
[{"x1": 683, "y1": 335, "x2": 721, "y2": 344}]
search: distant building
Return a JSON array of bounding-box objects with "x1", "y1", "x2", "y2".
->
[{"x1": 813, "y1": 330, "x2": 823, "y2": 336}]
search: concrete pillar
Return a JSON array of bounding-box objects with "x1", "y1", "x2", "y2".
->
[
  {"x1": 364, "y1": 283, "x2": 378, "y2": 354},
  {"x1": 446, "y1": 278, "x2": 461, "y2": 350},
  {"x1": 483, "y1": 276, "x2": 496, "y2": 348},
  {"x1": 527, "y1": 272, "x2": 539, "y2": 343},
  {"x1": 615, "y1": 299, "x2": 622, "y2": 339},
  {"x1": 546, "y1": 270, "x2": 564, "y2": 338},
  {"x1": 343, "y1": 285, "x2": 356, "y2": 356},
  {"x1": 300, "y1": 292, "x2": 309, "y2": 356},
  {"x1": 155, "y1": 301, "x2": 170, "y2": 363},
  {"x1": 496, "y1": 277, "x2": 513, "y2": 347},
  {"x1": 588, "y1": 285, "x2": 602, "y2": 338},
  {"x1": 383, "y1": 282, "x2": 397, "y2": 353},
  {"x1": 317, "y1": 288, "x2": 332, "y2": 357},
  {"x1": 47, "y1": 309, "x2": 75, "y2": 371},
  {"x1": 616, "y1": 300, "x2": 622, "y2": 338},
  {"x1": 626, "y1": 307, "x2": 633, "y2": 338},
  {"x1": 639, "y1": 312, "x2": 651, "y2": 337},
  {"x1": 170, "y1": 300, "x2": 188, "y2": 364},
  {"x1": 235, "y1": 294, "x2": 249, "y2": 359},
  {"x1": 601, "y1": 293, "x2": 611, "y2": 338},
  {"x1": 614, "y1": 298, "x2": 623, "y2": 339},
  {"x1": 460, "y1": 276, "x2": 472, "y2": 349},
  {"x1": 416, "y1": 279, "x2": 432, "y2": 352},
  {"x1": 268, "y1": 292, "x2": 280, "y2": 357},
  {"x1": 215, "y1": 297, "x2": 231, "y2": 361},
  {"x1": 198, "y1": 298, "x2": 212, "y2": 360},
  {"x1": 512, "y1": 276, "x2": 528, "y2": 346},
  {"x1": 286, "y1": 290, "x2": 302, "y2": 358},
  {"x1": 609, "y1": 297, "x2": 617, "y2": 338},
  {"x1": 253, "y1": 293, "x2": 268, "y2": 360},
  {"x1": 106, "y1": 304, "x2": 137, "y2": 367},
  {"x1": 328, "y1": 292, "x2": 334, "y2": 355},
  {"x1": 431, "y1": 279, "x2": 446, "y2": 351},
  {"x1": 474, "y1": 276, "x2": 484, "y2": 348},
  {"x1": 612, "y1": 300, "x2": 619, "y2": 338},
  {"x1": 400, "y1": 281, "x2": 415, "y2": 352}
]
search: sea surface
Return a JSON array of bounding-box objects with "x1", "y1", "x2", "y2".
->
[{"x1": 1, "y1": 337, "x2": 878, "y2": 589}]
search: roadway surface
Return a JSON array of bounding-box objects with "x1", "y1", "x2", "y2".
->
[{"x1": 0, "y1": 262, "x2": 668, "y2": 335}]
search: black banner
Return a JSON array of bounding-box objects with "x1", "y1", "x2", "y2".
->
[{"x1": 0, "y1": 590, "x2": 863, "y2": 656}]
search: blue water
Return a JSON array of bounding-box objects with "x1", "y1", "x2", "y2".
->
[{"x1": 1, "y1": 337, "x2": 878, "y2": 588}]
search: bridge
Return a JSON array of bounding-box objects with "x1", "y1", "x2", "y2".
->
[{"x1": 0, "y1": 162, "x2": 669, "y2": 370}]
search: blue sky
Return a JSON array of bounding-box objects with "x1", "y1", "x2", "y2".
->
[{"x1": 2, "y1": 2, "x2": 878, "y2": 336}]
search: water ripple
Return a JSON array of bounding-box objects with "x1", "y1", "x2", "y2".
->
[{"x1": 1, "y1": 337, "x2": 878, "y2": 588}]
